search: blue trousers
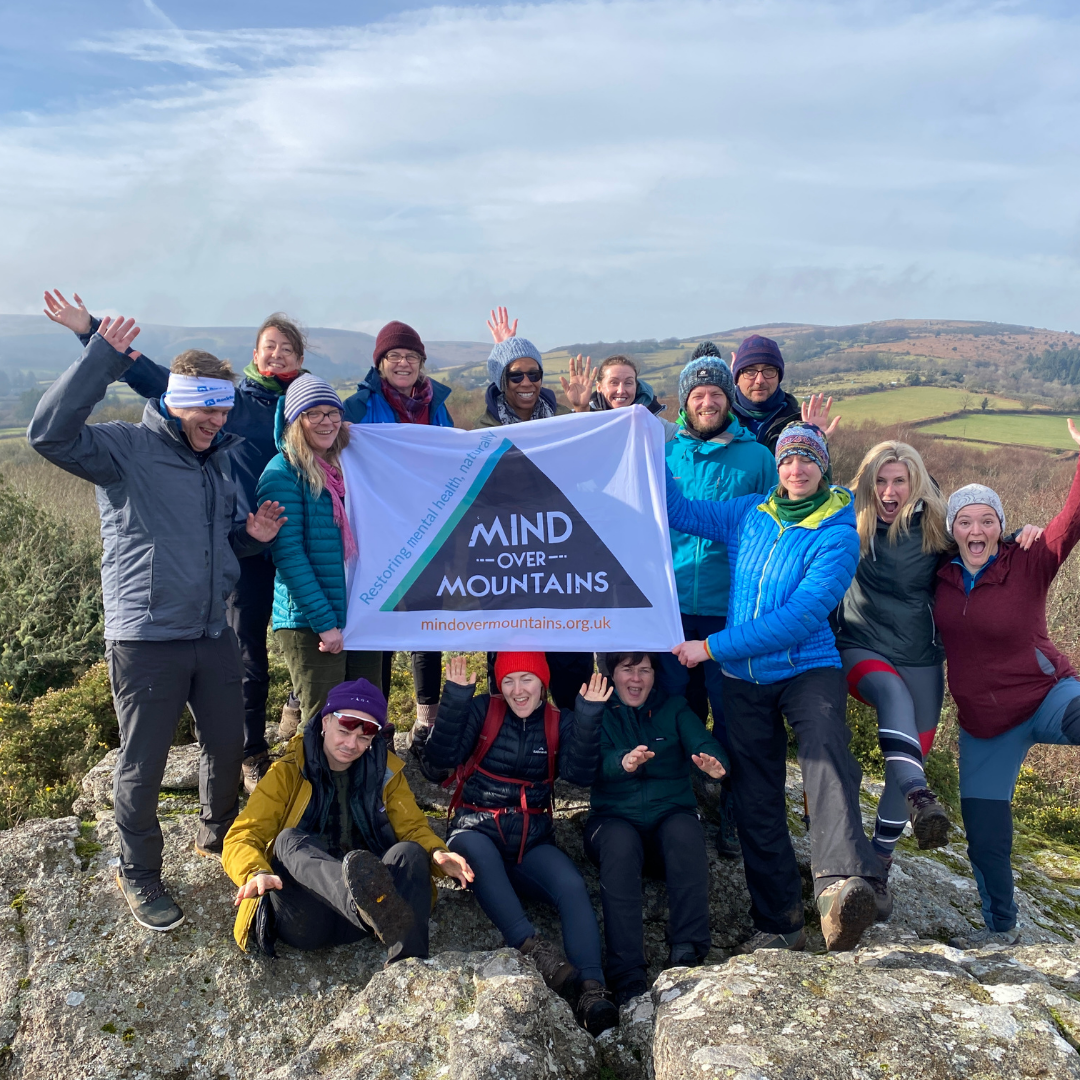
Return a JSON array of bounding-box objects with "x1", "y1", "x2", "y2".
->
[
  {"x1": 448, "y1": 829, "x2": 605, "y2": 983},
  {"x1": 959, "y1": 676, "x2": 1080, "y2": 932},
  {"x1": 657, "y1": 613, "x2": 728, "y2": 748}
]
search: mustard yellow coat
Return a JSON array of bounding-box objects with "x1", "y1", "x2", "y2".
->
[{"x1": 223, "y1": 734, "x2": 449, "y2": 951}]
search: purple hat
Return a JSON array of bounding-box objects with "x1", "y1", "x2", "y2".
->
[
  {"x1": 321, "y1": 678, "x2": 388, "y2": 727},
  {"x1": 732, "y1": 334, "x2": 785, "y2": 381}
]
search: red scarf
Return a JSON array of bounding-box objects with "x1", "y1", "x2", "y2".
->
[
  {"x1": 381, "y1": 376, "x2": 433, "y2": 425},
  {"x1": 316, "y1": 458, "x2": 358, "y2": 563}
]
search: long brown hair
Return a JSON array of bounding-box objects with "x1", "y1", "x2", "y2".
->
[
  {"x1": 851, "y1": 441, "x2": 949, "y2": 556},
  {"x1": 282, "y1": 416, "x2": 350, "y2": 498}
]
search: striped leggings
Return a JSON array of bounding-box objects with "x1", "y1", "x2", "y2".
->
[{"x1": 841, "y1": 649, "x2": 945, "y2": 858}]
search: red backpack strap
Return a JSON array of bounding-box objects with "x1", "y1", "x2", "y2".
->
[
  {"x1": 444, "y1": 696, "x2": 508, "y2": 815},
  {"x1": 543, "y1": 703, "x2": 561, "y2": 797}
]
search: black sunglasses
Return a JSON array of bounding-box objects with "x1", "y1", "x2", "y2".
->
[{"x1": 507, "y1": 370, "x2": 543, "y2": 384}]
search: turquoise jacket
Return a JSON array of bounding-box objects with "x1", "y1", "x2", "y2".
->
[
  {"x1": 590, "y1": 689, "x2": 726, "y2": 830},
  {"x1": 664, "y1": 417, "x2": 778, "y2": 617},
  {"x1": 256, "y1": 404, "x2": 347, "y2": 634},
  {"x1": 667, "y1": 473, "x2": 860, "y2": 684}
]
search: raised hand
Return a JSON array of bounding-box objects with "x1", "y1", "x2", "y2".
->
[
  {"x1": 487, "y1": 306, "x2": 518, "y2": 344},
  {"x1": 692, "y1": 752, "x2": 726, "y2": 779},
  {"x1": 246, "y1": 500, "x2": 287, "y2": 543},
  {"x1": 802, "y1": 393, "x2": 840, "y2": 438},
  {"x1": 581, "y1": 672, "x2": 614, "y2": 703},
  {"x1": 233, "y1": 873, "x2": 283, "y2": 905},
  {"x1": 672, "y1": 639, "x2": 709, "y2": 668},
  {"x1": 1016, "y1": 524, "x2": 1045, "y2": 550},
  {"x1": 43, "y1": 289, "x2": 92, "y2": 334},
  {"x1": 97, "y1": 315, "x2": 141, "y2": 355},
  {"x1": 559, "y1": 354, "x2": 596, "y2": 412},
  {"x1": 621, "y1": 744, "x2": 655, "y2": 773},
  {"x1": 432, "y1": 849, "x2": 475, "y2": 886},
  {"x1": 1069, "y1": 418, "x2": 1080, "y2": 449},
  {"x1": 446, "y1": 655, "x2": 476, "y2": 686}
]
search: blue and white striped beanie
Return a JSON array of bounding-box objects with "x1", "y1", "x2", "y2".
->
[
  {"x1": 487, "y1": 337, "x2": 544, "y2": 387},
  {"x1": 283, "y1": 374, "x2": 344, "y2": 424}
]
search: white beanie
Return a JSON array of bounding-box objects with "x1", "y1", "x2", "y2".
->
[{"x1": 946, "y1": 484, "x2": 1005, "y2": 535}]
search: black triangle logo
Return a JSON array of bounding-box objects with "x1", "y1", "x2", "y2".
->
[{"x1": 386, "y1": 442, "x2": 651, "y2": 612}]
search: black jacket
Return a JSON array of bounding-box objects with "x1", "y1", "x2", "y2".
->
[{"x1": 426, "y1": 681, "x2": 602, "y2": 857}]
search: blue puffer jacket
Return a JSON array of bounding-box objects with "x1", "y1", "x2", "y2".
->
[
  {"x1": 665, "y1": 417, "x2": 779, "y2": 617},
  {"x1": 666, "y1": 469, "x2": 859, "y2": 684},
  {"x1": 425, "y1": 681, "x2": 603, "y2": 858},
  {"x1": 255, "y1": 403, "x2": 347, "y2": 634},
  {"x1": 342, "y1": 366, "x2": 454, "y2": 426}
]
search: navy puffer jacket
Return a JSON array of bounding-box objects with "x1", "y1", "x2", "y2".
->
[{"x1": 425, "y1": 680, "x2": 602, "y2": 858}]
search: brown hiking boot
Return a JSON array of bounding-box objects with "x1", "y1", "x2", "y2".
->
[
  {"x1": 242, "y1": 751, "x2": 271, "y2": 795},
  {"x1": 342, "y1": 850, "x2": 415, "y2": 947},
  {"x1": 906, "y1": 787, "x2": 951, "y2": 849},
  {"x1": 818, "y1": 877, "x2": 876, "y2": 951},
  {"x1": 278, "y1": 694, "x2": 301, "y2": 742},
  {"x1": 519, "y1": 935, "x2": 576, "y2": 994},
  {"x1": 575, "y1": 980, "x2": 618, "y2": 1036}
]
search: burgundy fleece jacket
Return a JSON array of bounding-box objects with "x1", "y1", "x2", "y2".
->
[{"x1": 935, "y1": 457, "x2": 1080, "y2": 739}]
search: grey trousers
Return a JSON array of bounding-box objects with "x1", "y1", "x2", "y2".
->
[{"x1": 106, "y1": 632, "x2": 245, "y2": 885}]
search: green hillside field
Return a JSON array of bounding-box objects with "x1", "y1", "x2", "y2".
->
[
  {"x1": 920, "y1": 413, "x2": 1076, "y2": 451},
  {"x1": 832, "y1": 386, "x2": 1024, "y2": 424}
]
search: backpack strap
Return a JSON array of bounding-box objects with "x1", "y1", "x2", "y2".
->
[
  {"x1": 543, "y1": 703, "x2": 561, "y2": 794},
  {"x1": 444, "y1": 696, "x2": 508, "y2": 816}
]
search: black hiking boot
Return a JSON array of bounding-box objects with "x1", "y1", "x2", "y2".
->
[
  {"x1": 254, "y1": 892, "x2": 277, "y2": 958},
  {"x1": 873, "y1": 855, "x2": 893, "y2": 922},
  {"x1": 666, "y1": 942, "x2": 704, "y2": 969},
  {"x1": 342, "y1": 850, "x2": 415, "y2": 947},
  {"x1": 575, "y1": 980, "x2": 619, "y2": 1036},
  {"x1": 242, "y1": 751, "x2": 271, "y2": 795},
  {"x1": 519, "y1": 935, "x2": 577, "y2": 993},
  {"x1": 406, "y1": 721, "x2": 452, "y2": 783},
  {"x1": 906, "y1": 787, "x2": 951, "y2": 849},
  {"x1": 613, "y1": 979, "x2": 649, "y2": 1009},
  {"x1": 116, "y1": 874, "x2": 185, "y2": 932},
  {"x1": 737, "y1": 928, "x2": 807, "y2": 953}
]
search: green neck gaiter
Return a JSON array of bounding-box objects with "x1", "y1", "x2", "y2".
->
[{"x1": 771, "y1": 485, "x2": 831, "y2": 524}]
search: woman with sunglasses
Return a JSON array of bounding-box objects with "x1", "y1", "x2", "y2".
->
[
  {"x1": 224, "y1": 677, "x2": 474, "y2": 959},
  {"x1": 342, "y1": 321, "x2": 454, "y2": 772},
  {"x1": 256, "y1": 375, "x2": 382, "y2": 732}
]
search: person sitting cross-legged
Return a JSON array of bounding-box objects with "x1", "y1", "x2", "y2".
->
[{"x1": 223, "y1": 678, "x2": 473, "y2": 961}]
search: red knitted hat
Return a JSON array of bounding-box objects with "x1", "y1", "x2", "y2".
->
[
  {"x1": 373, "y1": 320, "x2": 426, "y2": 363},
  {"x1": 494, "y1": 652, "x2": 550, "y2": 691}
]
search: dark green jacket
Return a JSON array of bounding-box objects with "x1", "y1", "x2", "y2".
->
[{"x1": 590, "y1": 690, "x2": 727, "y2": 829}]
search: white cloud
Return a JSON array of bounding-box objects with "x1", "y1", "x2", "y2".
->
[{"x1": 2, "y1": 0, "x2": 1079, "y2": 343}]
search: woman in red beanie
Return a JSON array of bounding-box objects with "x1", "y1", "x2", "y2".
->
[{"x1": 423, "y1": 652, "x2": 619, "y2": 1037}]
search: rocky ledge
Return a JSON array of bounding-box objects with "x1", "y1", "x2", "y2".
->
[{"x1": 0, "y1": 738, "x2": 1077, "y2": 1078}]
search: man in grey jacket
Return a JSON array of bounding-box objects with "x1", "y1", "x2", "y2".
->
[{"x1": 28, "y1": 316, "x2": 285, "y2": 932}]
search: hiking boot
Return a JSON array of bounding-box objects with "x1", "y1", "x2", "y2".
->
[
  {"x1": 341, "y1": 850, "x2": 415, "y2": 947},
  {"x1": 906, "y1": 787, "x2": 951, "y2": 849},
  {"x1": 715, "y1": 782, "x2": 741, "y2": 860},
  {"x1": 253, "y1": 892, "x2": 277, "y2": 958},
  {"x1": 278, "y1": 694, "x2": 301, "y2": 742},
  {"x1": 666, "y1": 942, "x2": 704, "y2": 968},
  {"x1": 948, "y1": 925, "x2": 1021, "y2": 950},
  {"x1": 818, "y1": 877, "x2": 876, "y2": 952},
  {"x1": 194, "y1": 839, "x2": 222, "y2": 861},
  {"x1": 871, "y1": 876, "x2": 893, "y2": 922},
  {"x1": 242, "y1": 751, "x2": 271, "y2": 795},
  {"x1": 575, "y1": 980, "x2": 618, "y2": 1036},
  {"x1": 737, "y1": 928, "x2": 807, "y2": 954},
  {"x1": 613, "y1": 979, "x2": 649, "y2": 1010},
  {"x1": 116, "y1": 874, "x2": 185, "y2": 932},
  {"x1": 406, "y1": 721, "x2": 452, "y2": 783},
  {"x1": 519, "y1": 935, "x2": 576, "y2": 994}
]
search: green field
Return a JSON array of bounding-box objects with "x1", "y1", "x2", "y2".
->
[
  {"x1": 832, "y1": 386, "x2": 1023, "y2": 424},
  {"x1": 921, "y1": 412, "x2": 1076, "y2": 450}
]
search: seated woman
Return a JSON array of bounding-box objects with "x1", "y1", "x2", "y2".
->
[
  {"x1": 935, "y1": 419, "x2": 1080, "y2": 948},
  {"x1": 584, "y1": 652, "x2": 727, "y2": 1006},
  {"x1": 223, "y1": 678, "x2": 473, "y2": 962},
  {"x1": 423, "y1": 652, "x2": 618, "y2": 1036}
]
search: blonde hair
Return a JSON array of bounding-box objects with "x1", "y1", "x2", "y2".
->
[
  {"x1": 282, "y1": 416, "x2": 350, "y2": 497},
  {"x1": 851, "y1": 441, "x2": 949, "y2": 556}
]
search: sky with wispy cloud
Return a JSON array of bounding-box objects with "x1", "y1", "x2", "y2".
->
[{"x1": 1, "y1": 0, "x2": 1077, "y2": 346}]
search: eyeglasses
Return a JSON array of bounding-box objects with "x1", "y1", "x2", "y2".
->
[
  {"x1": 738, "y1": 366, "x2": 779, "y2": 382},
  {"x1": 384, "y1": 351, "x2": 423, "y2": 366},
  {"x1": 507, "y1": 370, "x2": 543, "y2": 384},
  {"x1": 302, "y1": 409, "x2": 342, "y2": 424},
  {"x1": 331, "y1": 712, "x2": 381, "y2": 737}
]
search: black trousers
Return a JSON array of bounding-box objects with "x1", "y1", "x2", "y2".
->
[
  {"x1": 485, "y1": 651, "x2": 594, "y2": 709},
  {"x1": 411, "y1": 651, "x2": 443, "y2": 707},
  {"x1": 583, "y1": 812, "x2": 710, "y2": 989},
  {"x1": 225, "y1": 553, "x2": 276, "y2": 759},
  {"x1": 723, "y1": 669, "x2": 884, "y2": 935},
  {"x1": 106, "y1": 633, "x2": 244, "y2": 885},
  {"x1": 269, "y1": 829, "x2": 432, "y2": 961}
]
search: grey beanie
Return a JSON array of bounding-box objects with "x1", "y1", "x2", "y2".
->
[
  {"x1": 946, "y1": 484, "x2": 1006, "y2": 535},
  {"x1": 487, "y1": 337, "x2": 543, "y2": 387},
  {"x1": 678, "y1": 355, "x2": 735, "y2": 412}
]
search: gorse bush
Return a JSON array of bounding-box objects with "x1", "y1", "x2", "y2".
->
[{"x1": 0, "y1": 478, "x2": 104, "y2": 700}]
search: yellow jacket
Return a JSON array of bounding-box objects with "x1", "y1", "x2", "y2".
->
[{"x1": 223, "y1": 734, "x2": 449, "y2": 951}]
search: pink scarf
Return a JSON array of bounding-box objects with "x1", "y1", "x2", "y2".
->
[{"x1": 316, "y1": 458, "x2": 358, "y2": 563}]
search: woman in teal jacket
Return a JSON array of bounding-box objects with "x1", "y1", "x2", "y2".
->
[
  {"x1": 584, "y1": 653, "x2": 727, "y2": 1006},
  {"x1": 256, "y1": 375, "x2": 381, "y2": 730}
]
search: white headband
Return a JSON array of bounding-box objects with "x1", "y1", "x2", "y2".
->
[{"x1": 163, "y1": 373, "x2": 236, "y2": 410}]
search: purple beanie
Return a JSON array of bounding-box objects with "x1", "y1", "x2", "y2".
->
[
  {"x1": 732, "y1": 335, "x2": 785, "y2": 381},
  {"x1": 321, "y1": 678, "x2": 388, "y2": 727}
]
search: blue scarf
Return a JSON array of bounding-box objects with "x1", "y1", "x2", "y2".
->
[{"x1": 734, "y1": 383, "x2": 788, "y2": 432}]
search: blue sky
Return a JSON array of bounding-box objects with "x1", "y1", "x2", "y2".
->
[{"x1": 1, "y1": 0, "x2": 1078, "y2": 346}]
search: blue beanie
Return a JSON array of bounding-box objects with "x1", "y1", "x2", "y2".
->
[
  {"x1": 487, "y1": 337, "x2": 544, "y2": 388},
  {"x1": 283, "y1": 373, "x2": 344, "y2": 425},
  {"x1": 678, "y1": 355, "x2": 735, "y2": 412},
  {"x1": 732, "y1": 334, "x2": 785, "y2": 381}
]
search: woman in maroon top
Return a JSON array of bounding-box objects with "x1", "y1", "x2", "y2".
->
[{"x1": 934, "y1": 419, "x2": 1080, "y2": 948}]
